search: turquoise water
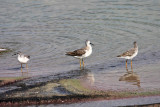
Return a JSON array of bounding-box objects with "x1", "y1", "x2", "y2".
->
[{"x1": 0, "y1": 0, "x2": 160, "y2": 77}]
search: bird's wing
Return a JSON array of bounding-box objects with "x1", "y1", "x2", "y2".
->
[
  {"x1": 66, "y1": 48, "x2": 86, "y2": 56},
  {"x1": 118, "y1": 48, "x2": 135, "y2": 57}
]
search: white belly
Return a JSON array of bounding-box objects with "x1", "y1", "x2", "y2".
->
[
  {"x1": 74, "y1": 49, "x2": 92, "y2": 59},
  {"x1": 121, "y1": 49, "x2": 138, "y2": 60},
  {"x1": 18, "y1": 57, "x2": 29, "y2": 64}
]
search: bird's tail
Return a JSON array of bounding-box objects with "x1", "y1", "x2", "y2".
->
[
  {"x1": 117, "y1": 55, "x2": 121, "y2": 57},
  {"x1": 65, "y1": 52, "x2": 75, "y2": 56}
]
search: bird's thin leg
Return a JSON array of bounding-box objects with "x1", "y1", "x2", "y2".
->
[
  {"x1": 131, "y1": 59, "x2": 133, "y2": 71},
  {"x1": 82, "y1": 59, "x2": 84, "y2": 69},
  {"x1": 79, "y1": 59, "x2": 81, "y2": 69},
  {"x1": 21, "y1": 72, "x2": 24, "y2": 77},
  {"x1": 26, "y1": 63, "x2": 28, "y2": 72},
  {"x1": 126, "y1": 66, "x2": 129, "y2": 72},
  {"x1": 21, "y1": 63, "x2": 23, "y2": 72},
  {"x1": 125, "y1": 60, "x2": 128, "y2": 70}
]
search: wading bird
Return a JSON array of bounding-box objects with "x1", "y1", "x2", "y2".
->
[
  {"x1": 66, "y1": 40, "x2": 93, "y2": 69},
  {"x1": 117, "y1": 41, "x2": 138, "y2": 70},
  {"x1": 13, "y1": 52, "x2": 30, "y2": 72}
]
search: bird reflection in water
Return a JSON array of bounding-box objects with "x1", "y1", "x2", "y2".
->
[
  {"x1": 119, "y1": 67, "x2": 140, "y2": 88},
  {"x1": 80, "y1": 69, "x2": 95, "y2": 86},
  {"x1": 21, "y1": 71, "x2": 30, "y2": 78}
]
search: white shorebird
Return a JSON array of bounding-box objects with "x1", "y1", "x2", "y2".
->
[
  {"x1": 117, "y1": 41, "x2": 138, "y2": 70},
  {"x1": 66, "y1": 40, "x2": 93, "y2": 69},
  {"x1": 13, "y1": 52, "x2": 30, "y2": 72},
  {"x1": 0, "y1": 48, "x2": 7, "y2": 52}
]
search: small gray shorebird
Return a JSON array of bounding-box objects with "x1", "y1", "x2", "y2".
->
[
  {"x1": 66, "y1": 40, "x2": 93, "y2": 69},
  {"x1": 13, "y1": 52, "x2": 30, "y2": 72},
  {"x1": 117, "y1": 41, "x2": 138, "y2": 70}
]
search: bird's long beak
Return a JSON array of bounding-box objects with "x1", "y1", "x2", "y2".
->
[
  {"x1": 12, "y1": 52, "x2": 17, "y2": 56},
  {"x1": 90, "y1": 43, "x2": 94, "y2": 46},
  {"x1": 12, "y1": 54, "x2": 17, "y2": 56}
]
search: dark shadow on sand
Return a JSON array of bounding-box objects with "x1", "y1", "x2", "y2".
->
[{"x1": 0, "y1": 68, "x2": 92, "y2": 98}]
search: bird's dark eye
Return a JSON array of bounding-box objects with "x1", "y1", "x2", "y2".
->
[{"x1": 90, "y1": 43, "x2": 94, "y2": 46}]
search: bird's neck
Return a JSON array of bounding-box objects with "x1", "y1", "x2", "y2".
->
[
  {"x1": 18, "y1": 54, "x2": 23, "y2": 57},
  {"x1": 134, "y1": 44, "x2": 138, "y2": 49},
  {"x1": 86, "y1": 44, "x2": 92, "y2": 51}
]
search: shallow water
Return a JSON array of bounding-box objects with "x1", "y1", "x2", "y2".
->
[
  {"x1": 79, "y1": 64, "x2": 160, "y2": 91},
  {"x1": 0, "y1": 0, "x2": 160, "y2": 77}
]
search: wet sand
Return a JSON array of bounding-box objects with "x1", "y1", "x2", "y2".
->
[{"x1": 0, "y1": 77, "x2": 26, "y2": 87}]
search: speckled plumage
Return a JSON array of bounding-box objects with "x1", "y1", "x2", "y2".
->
[
  {"x1": 117, "y1": 41, "x2": 138, "y2": 70},
  {"x1": 117, "y1": 41, "x2": 138, "y2": 60}
]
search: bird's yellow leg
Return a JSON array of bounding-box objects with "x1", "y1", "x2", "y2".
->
[
  {"x1": 26, "y1": 63, "x2": 28, "y2": 72},
  {"x1": 21, "y1": 63, "x2": 23, "y2": 73},
  {"x1": 79, "y1": 59, "x2": 81, "y2": 69},
  {"x1": 126, "y1": 66, "x2": 129, "y2": 72},
  {"x1": 131, "y1": 59, "x2": 133, "y2": 71},
  {"x1": 126, "y1": 60, "x2": 128, "y2": 70},
  {"x1": 82, "y1": 59, "x2": 84, "y2": 69}
]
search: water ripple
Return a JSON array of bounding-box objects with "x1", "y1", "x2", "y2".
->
[{"x1": 0, "y1": 0, "x2": 160, "y2": 77}]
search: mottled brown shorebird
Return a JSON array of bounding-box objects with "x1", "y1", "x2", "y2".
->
[
  {"x1": 117, "y1": 41, "x2": 138, "y2": 70},
  {"x1": 66, "y1": 40, "x2": 93, "y2": 69}
]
